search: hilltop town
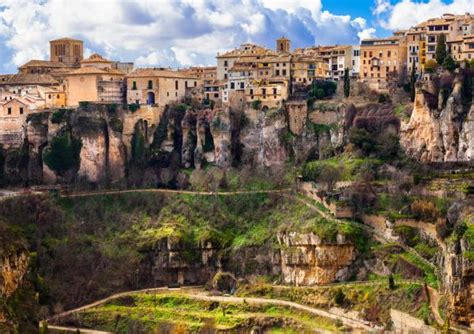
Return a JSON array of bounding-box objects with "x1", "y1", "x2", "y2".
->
[
  {"x1": 0, "y1": 13, "x2": 473, "y2": 119},
  {"x1": 0, "y1": 11, "x2": 473, "y2": 334}
]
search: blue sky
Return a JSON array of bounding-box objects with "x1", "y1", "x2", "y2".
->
[{"x1": 0, "y1": 0, "x2": 472, "y2": 74}]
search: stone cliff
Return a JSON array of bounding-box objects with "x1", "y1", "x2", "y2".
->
[
  {"x1": 0, "y1": 101, "x2": 348, "y2": 186},
  {"x1": 401, "y1": 70, "x2": 473, "y2": 163}
]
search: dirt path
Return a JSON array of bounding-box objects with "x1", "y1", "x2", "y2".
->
[
  {"x1": 59, "y1": 188, "x2": 292, "y2": 198},
  {"x1": 47, "y1": 287, "x2": 380, "y2": 332}
]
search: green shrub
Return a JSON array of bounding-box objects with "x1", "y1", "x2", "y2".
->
[
  {"x1": 334, "y1": 288, "x2": 345, "y2": 305},
  {"x1": 128, "y1": 103, "x2": 140, "y2": 113},
  {"x1": 50, "y1": 109, "x2": 67, "y2": 124},
  {"x1": 251, "y1": 100, "x2": 262, "y2": 110},
  {"x1": 43, "y1": 131, "x2": 82, "y2": 176}
]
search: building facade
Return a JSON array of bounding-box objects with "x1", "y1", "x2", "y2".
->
[
  {"x1": 50, "y1": 37, "x2": 84, "y2": 68},
  {"x1": 126, "y1": 69, "x2": 200, "y2": 106}
]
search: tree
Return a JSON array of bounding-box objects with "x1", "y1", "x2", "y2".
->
[
  {"x1": 388, "y1": 274, "x2": 395, "y2": 290},
  {"x1": 334, "y1": 288, "x2": 345, "y2": 306},
  {"x1": 424, "y1": 59, "x2": 439, "y2": 73},
  {"x1": 343, "y1": 68, "x2": 350, "y2": 98},
  {"x1": 349, "y1": 128, "x2": 377, "y2": 155},
  {"x1": 435, "y1": 34, "x2": 447, "y2": 66},
  {"x1": 410, "y1": 58, "x2": 417, "y2": 102},
  {"x1": 43, "y1": 131, "x2": 82, "y2": 177},
  {"x1": 319, "y1": 165, "x2": 342, "y2": 192},
  {"x1": 443, "y1": 55, "x2": 456, "y2": 72}
]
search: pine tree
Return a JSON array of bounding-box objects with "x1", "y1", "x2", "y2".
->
[
  {"x1": 343, "y1": 68, "x2": 350, "y2": 98},
  {"x1": 436, "y1": 34, "x2": 447, "y2": 66}
]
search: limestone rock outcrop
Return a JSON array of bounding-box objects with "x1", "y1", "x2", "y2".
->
[
  {"x1": 401, "y1": 72, "x2": 473, "y2": 162},
  {"x1": 277, "y1": 232, "x2": 357, "y2": 285}
]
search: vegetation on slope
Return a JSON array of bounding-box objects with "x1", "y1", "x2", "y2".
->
[{"x1": 58, "y1": 293, "x2": 341, "y2": 333}]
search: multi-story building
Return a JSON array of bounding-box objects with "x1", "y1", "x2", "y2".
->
[
  {"x1": 216, "y1": 43, "x2": 273, "y2": 80},
  {"x1": 290, "y1": 54, "x2": 329, "y2": 85},
  {"x1": 406, "y1": 13, "x2": 474, "y2": 73},
  {"x1": 65, "y1": 67, "x2": 125, "y2": 106},
  {"x1": 126, "y1": 69, "x2": 200, "y2": 106},
  {"x1": 360, "y1": 32, "x2": 408, "y2": 91},
  {"x1": 245, "y1": 77, "x2": 289, "y2": 110}
]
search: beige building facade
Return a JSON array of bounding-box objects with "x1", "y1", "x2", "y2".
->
[
  {"x1": 126, "y1": 69, "x2": 200, "y2": 106},
  {"x1": 360, "y1": 33, "x2": 408, "y2": 91}
]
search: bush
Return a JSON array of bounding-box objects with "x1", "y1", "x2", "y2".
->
[
  {"x1": 50, "y1": 109, "x2": 67, "y2": 124},
  {"x1": 378, "y1": 93, "x2": 391, "y2": 103},
  {"x1": 128, "y1": 103, "x2": 140, "y2": 113},
  {"x1": 251, "y1": 100, "x2": 262, "y2": 110},
  {"x1": 443, "y1": 55, "x2": 456, "y2": 72},
  {"x1": 309, "y1": 80, "x2": 337, "y2": 99},
  {"x1": 424, "y1": 60, "x2": 439, "y2": 74},
  {"x1": 334, "y1": 288, "x2": 345, "y2": 305},
  {"x1": 349, "y1": 128, "x2": 377, "y2": 155},
  {"x1": 43, "y1": 132, "x2": 82, "y2": 176},
  {"x1": 388, "y1": 274, "x2": 395, "y2": 290},
  {"x1": 410, "y1": 199, "x2": 440, "y2": 222}
]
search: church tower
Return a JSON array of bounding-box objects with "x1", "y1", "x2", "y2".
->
[
  {"x1": 276, "y1": 37, "x2": 290, "y2": 53},
  {"x1": 50, "y1": 37, "x2": 84, "y2": 68}
]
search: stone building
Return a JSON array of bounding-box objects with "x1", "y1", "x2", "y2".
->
[
  {"x1": 50, "y1": 37, "x2": 84, "y2": 68},
  {"x1": 360, "y1": 32, "x2": 408, "y2": 91},
  {"x1": 126, "y1": 68, "x2": 200, "y2": 106},
  {"x1": 80, "y1": 53, "x2": 113, "y2": 69},
  {"x1": 65, "y1": 67, "x2": 125, "y2": 106},
  {"x1": 216, "y1": 43, "x2": 273, "y2": 80},
  {"x1": 245, "y1": 78, "x2": 289, "y2": 110},
  {"x1": 405, "y1": 13, "x2": 474, "y2": 73},
  {"x1": 18, "y1": 60, "x2": 67, "y2": 75}
]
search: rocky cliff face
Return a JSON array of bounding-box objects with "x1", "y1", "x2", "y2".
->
[
  {"x1": 277, "y1": 232, "x2": 357, "y2": 285},
  {"x1": 0, "y1": 101, "x2": 346, "y2": 186},
  {"x1": 401, "y1": 71, "x2": 473, "y2": 162},
  {"x1": 0, "y1": 241, "x2": 35, "y2": 333}
]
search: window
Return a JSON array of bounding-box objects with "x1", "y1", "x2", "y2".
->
[
  {"x1": 387, "y1": 51, "x2": 391, "y2": 57},
  {"x1": 19, "y1": 107, "x2": 23, "y2": 114},
  {"x1": 214, "y1": 93, "x2": 219, "y2": 98},
  {"x1": 148, "y1": 80, "x2": 153, "y2": 89},
  {"x1": 224, "y1": 60, "x2": 228, "y2": 66},
  {"x1": 240, "y1": 82, "x2": 244, "y2": 89},
  {"x1": 275, "y1": 70, "x2": 280, "y2": 76},
  {"x1": 364, "y1": 51, "x2": 367, "y2": 57},
  {"x1": 282, "y1": 69, "x2": 287, "y2": 75},
  {"x1": 48, "y1": 94, "x2": 52, "y2": 99},
  {"x1": 175, "y1": 80, "x2": 178, "y2": 90},
  {"x1": 369, "y1": 51, "x2": 373, "y2": 57},
  {"x1": 57, "y1": 94, "x2": 60, "y2": 99},
  {"x1": 272, "y1": 88, "x2": 277, "y2": 95},
  {"x1": 7, "y1": 107, "x2": 11, "y2": 115},
  {"x1": 224, "y1": 74, "x2": 227, "y2": 79},
  {"x1": 262, "y1": 88, "x2": 266, "y2": 97},
  {"x1": 194, "y1": 81, "x2": 197, "y2": 87},
  {"x1": 132, "y1": 81, "x2": 137, "y2": 90},
  {"x1": 230, "y1": 82, "x2": 235, "y2": 89}
]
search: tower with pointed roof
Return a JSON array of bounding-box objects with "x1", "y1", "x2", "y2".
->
[{"x1": 50, "y1": 37, "x2": 84, "y2": 68}]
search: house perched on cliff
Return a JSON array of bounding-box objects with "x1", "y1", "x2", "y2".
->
[{"x1": 126, "y1": 68, "x2": 200, "y2": 106}]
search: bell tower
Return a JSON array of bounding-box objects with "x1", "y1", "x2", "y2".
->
[
  {"x1": 276, "y1": 36, "x2": 290, "y2": 53},
  {"x1": 50, "y1": 37, "x2": 84, "y2": 68}
]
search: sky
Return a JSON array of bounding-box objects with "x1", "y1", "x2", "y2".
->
[{"x1": 0, "y1": 0, "x2": 473, "y2": 74}]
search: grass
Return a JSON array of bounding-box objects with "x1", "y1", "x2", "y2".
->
[
  {"x1": 400, "y1": 252, "x2": 438, "y2": 289},
  {"x1": 302, "y1": 155, "x2": 382, "y2": 182},
  {"x1": 237, "y1": 281, "x2": 430, "y2": 327},
  {"x1": 62, "y1": 292, "x2": 340, "y2": 333}
]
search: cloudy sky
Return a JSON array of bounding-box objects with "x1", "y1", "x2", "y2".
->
[{"x1": 0, "y1": 0, "x2": 473, "y2": 73}]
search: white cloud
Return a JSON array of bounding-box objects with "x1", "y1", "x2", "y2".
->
[
  {"x1": 375, "y1": 0, "x2": 474, "y2": 31},
  {"x1": 0, "y1": 0, "x2": 378, "y2": 72}
]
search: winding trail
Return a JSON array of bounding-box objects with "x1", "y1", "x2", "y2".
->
[{"x1": 47, "y1": 286, "x2": 381, "y2": 332}]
